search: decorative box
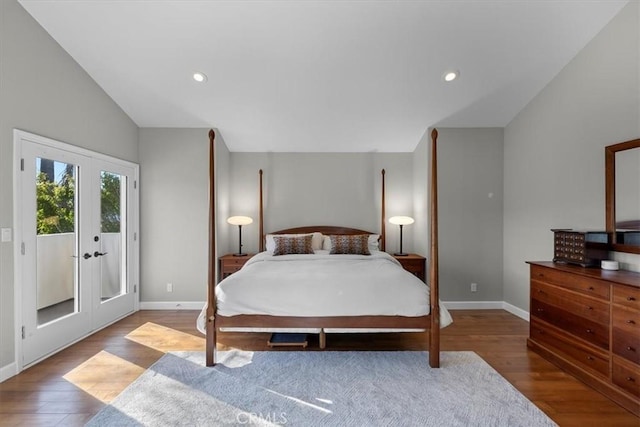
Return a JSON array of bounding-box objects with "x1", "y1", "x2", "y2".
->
[{"x1": 552, "y1": 229, "x2": 609, "y2": 267}]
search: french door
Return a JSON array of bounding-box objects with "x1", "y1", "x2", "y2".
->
[{"x1": 16, "y1": 130, "x2": 138, "y2": 367}]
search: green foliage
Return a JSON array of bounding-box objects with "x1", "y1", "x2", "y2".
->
[
  {"x1": 101, "y1": 172, "x2": 121, "y2": 233},
  {"x1": 36, "y1": 172, "x2": 75, "y2": 235},
  {"x1": 36, "y1": 170, "x2": 121, "y2": 235}
]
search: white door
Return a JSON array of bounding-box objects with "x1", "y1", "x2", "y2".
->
[
  {"x1": 91, "y1": 159, "x2": 137, "y2": 330},
  {"x1": 16, "y1": 131, "x2": 139, "y2": 367}
]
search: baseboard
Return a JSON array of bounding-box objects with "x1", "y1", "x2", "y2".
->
[
  {"x1": 139, "y1": 300, "x2": 531, "y2": 321},
  {"x1": 0, "y1": 362, "x2": 17, "y2": 383},
  {"x1": 502, "y1": 302, "x2": 530, "y2": 322},
  {"x1": 139, "y1": 301, "x2": 205, "y2": 310},
  {"x1": 442, "y1": 301, "x2": 504, "y2": 310},
  {"x1": 442, "y1": 300, "x2": 530, "y2": 322}
]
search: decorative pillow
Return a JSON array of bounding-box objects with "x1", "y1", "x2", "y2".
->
[
  {"x1": 266, "y1": 232, "x2": 323, "y2": 252},
  {"x1": 272, "y1": 234, "x2": 315, "y2": 256},
  {"x1": 324, "y1": 234, "x2": 379, "y2": 252},
  {"x1": 329, "y1": 234, "x2": 371, "y2": 255}
]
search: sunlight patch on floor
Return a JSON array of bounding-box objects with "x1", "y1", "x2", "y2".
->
[
  {"x1": 62, "y1": 350, "x2": 145, "y2": 403},
  {"x1": 125, "y1": 322, "x2": 205, "y2": 353}
]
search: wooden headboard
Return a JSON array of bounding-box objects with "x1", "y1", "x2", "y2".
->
[
  {"x1": 268, "y1": 226, "x2": 378, "y2": 236},
  {"x1": 258, "y1": 169, "x2": 387, "y2": 252}
]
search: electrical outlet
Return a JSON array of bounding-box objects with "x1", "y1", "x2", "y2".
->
[
  {"x1": 1, "y1": 228, "x2": 12, "y2": 242},
  {"x1": 167, "y1": 282, "x2": 173, "y2": 292},
  {"x1": 470, "y1": 283, "x2": 477, "y2": 292}
]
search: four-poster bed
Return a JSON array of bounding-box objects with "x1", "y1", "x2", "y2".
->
[{"x1": 204, "y1": 128, "x2": 444, "y2": 368}]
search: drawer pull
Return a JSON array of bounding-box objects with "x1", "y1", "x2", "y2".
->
[
  {"x1": 586, "y1": 356, "x2": 594, "y2": 361},
  {"x1": 586, "y1": 306, "x2": 593, "y2": 310},
  {"x1": 626, "y1": 320, "x2": 636, "y2": 325},
  {"x1": 586, "y1": 329, "x2": 593, "y2": 334},
  {"x1": 627, "y1": 296, "x2": 637, "y2": 301},
  {"x1": 536, "y1": 308, "x2": 544, "y2": 312},
  {"x1": 626, "y1": 346, "x2": 636, "y2": 352},
  {"x1": 626, "y1": 377, "x2": 636, "y2": 382},
  {"x1": 588, "y1": 286, "x2": 595, "y2": 291}
]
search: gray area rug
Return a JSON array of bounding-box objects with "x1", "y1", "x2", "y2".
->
[{"x1": 87, "y1": 351, "x2": 556, "y2": 426}]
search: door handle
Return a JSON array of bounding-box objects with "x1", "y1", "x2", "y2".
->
[
  {"x1": 94, "y1": 251, "x2": 108, "y2": 257},
  {"x1": 83, "y1": 253, "x2": 92, "y2": 259}
]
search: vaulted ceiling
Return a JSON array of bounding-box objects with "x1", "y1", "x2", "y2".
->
[{"x1": 19, "y1": 0, "x2": 628, "y2": 152}]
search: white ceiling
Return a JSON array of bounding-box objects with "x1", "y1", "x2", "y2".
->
[{"x1": 19, "y1": 0, "x2": 628, "y2": 152}]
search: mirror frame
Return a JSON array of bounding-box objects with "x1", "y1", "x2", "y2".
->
[{"x1": 605, "y1": 138, "x2": 640, "y2": 254}]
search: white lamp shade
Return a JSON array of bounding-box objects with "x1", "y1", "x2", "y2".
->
[
  {"x1": 227, "y1": 216, "x2": 253, "y2": 226},
  {"x1": 389, "y1": 216, "x2": 414, "y2": 226}
]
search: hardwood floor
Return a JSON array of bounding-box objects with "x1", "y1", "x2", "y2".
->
[{"x1": 0, "y1": 309, "x2": 638, "y2": 426}]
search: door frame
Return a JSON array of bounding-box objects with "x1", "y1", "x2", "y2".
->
[{"x1": 13, "y1": 129, "x2": 140, "y2": 371}]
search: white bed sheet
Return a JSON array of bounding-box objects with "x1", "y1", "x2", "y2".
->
[{"x1": 196, "y1": 250, "x2": 452, "y2": 334}]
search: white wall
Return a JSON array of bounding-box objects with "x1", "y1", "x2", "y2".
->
[
  {"x1": 0, "y1": 0, "x2": 138, "y2": 374},
  {"x1": 503, "y1": 1, "x2": 640, "y2": 311},
  {"x1": 138, "y1": 128, "x2": 212, "y2": 304}
]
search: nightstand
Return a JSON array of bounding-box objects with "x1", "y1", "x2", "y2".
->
[
  {"x1": 393, "y1": 254, "x2": 426, "y2": 282},
  {"x1": 219, "y1": 254, "x2": 254, "y2": 282}
]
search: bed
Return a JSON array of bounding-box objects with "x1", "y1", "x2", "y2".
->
[{"x1": 204, "y1": 129, "x2": 445, "y2": 367}]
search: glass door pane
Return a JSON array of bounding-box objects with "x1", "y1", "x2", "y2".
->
[
  {"x1": 35, "y1": 158, "x2": 78, "y2": 326},
  {"x1": 99, "y1": 171, "x2": 126, "y2": 301}
]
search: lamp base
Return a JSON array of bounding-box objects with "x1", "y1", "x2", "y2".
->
[
  {"x1": 233, "y1": 253, "x2": 248, "y2": 257},
  {"x1": 394, "y1": 252, "x2": 409, "y2": 257}
]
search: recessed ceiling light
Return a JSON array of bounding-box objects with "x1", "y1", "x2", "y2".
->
[
  {"x1": 193, "y1": 72, "x2": 208, "y2": 83},
  {"x1": 443, "y1": 70, "x2": 459, "y2": 82}
]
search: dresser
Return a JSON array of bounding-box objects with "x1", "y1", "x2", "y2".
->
[
  {"x1": 393, "y1": 254, "x2": 426, "y2": 282},
  {"x1": 527, "y1": 261, "x2": 640, "y2": 416},
  {"x1": 219, "y1": 254, "x2": 254, "y2": 282}
]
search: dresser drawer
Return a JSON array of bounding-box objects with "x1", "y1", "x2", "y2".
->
[
  {"x1": 400, "y1": 259, "x2": 424, "y2": 273},
  {"x1": 530, "y1": 265, "x2": 610, "y2": 300},
  {"x1": 613, "y1": 285, "x2": 640, "y2": 310},
  {"x1": 612, "y1": 356, "x2": 640, "y2": 398},
  {"x1": 531, "y1": 299, "x2": 609, "y2": 349},
  {"x1": 532, "y1": 280, "x2": 609, "y2": 325},
  {"x1": 612, "y1": 329, "x2": 640, "y2": 365},
  {"x1": 221, "y1": 264, "x2": 243, "y2": 274},
  {"x1": 613, "y1": 304, "x2": 640, "y2": 335},
  {"x1": 530, "y1": 318, "x2": 609, "y2": 377},
  {"x1": 224, "y1": 257, "x2": 250, "y2": 267}
]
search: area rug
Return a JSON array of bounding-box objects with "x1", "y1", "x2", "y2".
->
[{"x1": 87, "y1": 351, "x2": 556, "y2": 426}]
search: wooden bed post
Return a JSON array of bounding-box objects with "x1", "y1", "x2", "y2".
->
[
  {"x1": 429, "y1": 128, "x2": 440, "y2": 368},
  {"x1": 206, "y1": 129, "x2": 217, "y2": 366},
  {"x1": 259, "y1": 169, "x2": 264, "y2": 252},
  {"x1": 381, "y1": 169, "x2": 386, "y2": 252}
]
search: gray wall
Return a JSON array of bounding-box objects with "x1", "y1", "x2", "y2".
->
[
  {"x1": 437, "y1": 128, "x2": 504, "y2": 301},
  {"x1": 138, "y1": 129, "x2": 212, "y2": 303},
  {"x1": 412, "y1": 130, "x2": 432, "y2": 259},
  {"x1": 0, "y1": 0, "x2": 138, "y2": 371},
  {"x1": 227, "y1": 153, "x2": 414, "y2": 255},
  {"x1": 503, "y1": 1, "x2": 640, "y2": 311}
]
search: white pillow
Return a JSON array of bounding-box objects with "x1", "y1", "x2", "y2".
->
[
  {"x1": 368, "y1": 234, "x2": 380, "y2": 251},
  {"x1": 266, "y1": 232, "x2": 323, "y2": 252},
  {"x1": 323, "y1": 234, "x2": 380, "y2": 251}
]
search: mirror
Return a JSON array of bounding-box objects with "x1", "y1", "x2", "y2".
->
[{"x1": 605, "y1": 138, "x2": 640, "y2": 254}]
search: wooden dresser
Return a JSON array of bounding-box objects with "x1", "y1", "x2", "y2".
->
[
  {"x1": 527, "y1": 261, "x2": 640, "y2": 416},
  {"x1": 393, "y1": 254, "x2": 426, "y2": 282},
  {"x1": 219, "y1": 254, "x2": 254, "y2": 282}
]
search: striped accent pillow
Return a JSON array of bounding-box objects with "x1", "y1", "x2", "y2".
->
[
  {"x1": 272, "y1": 234, "x2": 315, "y2": 256},
  {"x1": 329, "y1": 234, "x2": 371, "y2": 255}
]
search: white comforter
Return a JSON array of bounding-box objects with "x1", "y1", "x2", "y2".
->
[{"x1": 197, "y1": 250, "x2": 452, "y2": 333}]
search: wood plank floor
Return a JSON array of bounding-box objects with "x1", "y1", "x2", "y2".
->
[{"x1": 0, "y1": 309, "x2": 638, "y2": 426}]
